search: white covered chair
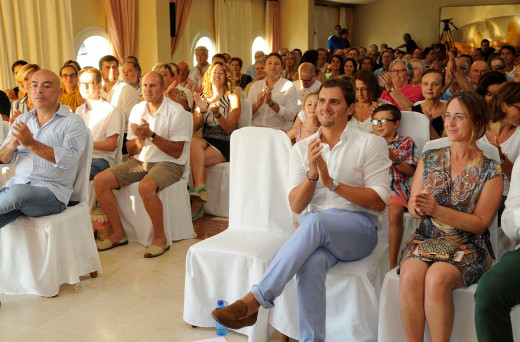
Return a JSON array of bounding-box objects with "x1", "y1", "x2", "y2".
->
[
  {"x1": 377, "y1": 137, "x2": 509, "y2": 342},
  {"x1": 88, "y1": 109, "x2": 126, "y2": 209},
  {"x1": 183, "y1": 127, "x2": 294, "y2": 342},
  {"x1": 0, "y1": 132, "x2": 102, "y2": 297},
  {"x1": 269, "y1": 243, "x2": 389, "y2": 341},
  {"x1": 413, "y1": 99, "x2": 448, "y2": 107},
  {"x1": 378, "y1": 268, "x2": 520, "y2": 342},
  {"x1": 113, "y1": 114, "x2": 196, "y2": 246},
  {"x1": 204, "y1": 99, "x2": 252, "y2": 217}
]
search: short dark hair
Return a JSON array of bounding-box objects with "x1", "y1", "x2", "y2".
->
[
  {"x1": 460, "y1": 54, "x2": 473, "y2": 65},
  {"x1": 212, "y1": 53, "x2": 227, "y2": 62},
  {"x1": 373, "y1": 104, "x2": 401, "y2": 121},
  {"x1": 231, "y1": 57, "x2": 243, "y2": 68},
  {"x1": 481, "y1": 39, "x2": 490, "y2": 45},
  {"x1": 340, "y1": 28, "x2": 349, "y2": 35},
  {"x1": 500, "y1": 45, "x2": 516, "y2": 56},
  {"x1": 301, "y1": 50, "x2": 319, "y2": 67},
  {"x1": 334, "y1": 24, "x2": 341, "y2": 30},
  {"x1": 476, "y1": 71, "x2": 507, "y2": 98},
  {"x1": 99, "y1": 55, "x2": 119, "y2": 69},
  {"x1": 448, "y1": 91, "x2": 490, "y2": 143},
  {"x1": 343, "y1": 58, "x2": 358, "y2": 73},
  {"x1": 124, "y1": 61, "x2": 142, "y2": 74},
  {"x1": 11, "y1": 60, "x2": 28, "y2": 74},
  {"x1": 319, "y1": 78, "x2": 356, "y2": 106},
  {"x1": 123, "y1": 55, "x2": 139, "y2": 64},
  {"x1": 489, "y1": 81, "x2": 520, "y2": 122},
  {"x1": 60, "y1": 64, "x2": 78, "y2": 76},
  {"x1": 266, "y1": 52, "x2": 283, "y2": 64}
]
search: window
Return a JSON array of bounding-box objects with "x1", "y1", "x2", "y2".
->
[
  {"x1": 192, "y1": 34, "x2": 216, "y2": 67},
  {"x1": 251, "y1": 36, "x2": 267, "y2": 64},
  {"x1": 74, "y1": 26, "x2": 111, "y2": 69}
]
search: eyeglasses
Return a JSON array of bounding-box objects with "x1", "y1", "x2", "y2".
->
[
  {"x1": 491, "y1": 65, "x2": 505, "y2": 70},
  {"x1": 78, "y1": 81, "x2": 97, "y2": 87},
  {"x1": 390, "y1": 69, "x2": 407, "y2": 75},
  {"x1": 61, "y1": 73, "x2": 77, "y2": 78},
  {"x1": 371, "y1": 119, "x2": 397, "y2": 126},
  {"x1": 443, "y1": 113, "x2": 468, "y2": 121},
  {"x1": 301, "y1": 79, "x2": 313, "y2": 84},
  {"x1": 508, "y1": 103, "x2": 520, "y2": 111},
  {"x1": 456, "y1": 66, "x2": 468, "y2": 71}
]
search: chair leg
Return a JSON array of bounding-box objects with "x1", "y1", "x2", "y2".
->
[
  {"x1": 281, "y1": 334, "x2": 290, "y2": 342},
  {"x1": 90, "y1": 271, "x2": 98, "y2": 278},
  {"x1": 191, "y1": 325, "x2": 197, "y2": 328}
]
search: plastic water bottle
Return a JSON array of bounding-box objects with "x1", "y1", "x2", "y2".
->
[{"x1": 216, "y1": 300, "x2": 228, "y2": 336}]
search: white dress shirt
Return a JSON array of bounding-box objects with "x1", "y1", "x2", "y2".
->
[
  {"x1": 502, "y1": 160, "x2": 520, "y2": 248},
  {"x1": 247, "y1": 77, "x2": 298, "y2": 131},
  {"x1": 1, "y1": 105, "x2": 87, "y2": 205},
  {"x1": 288, "y1": 123, "x2": 391, "y2": 216},
  {"x1": 127, "y1": 96, "x2": 191, "y2": 165},
  {"x1": 101, "y1": 80, "x2": 140, "y2": 131},
  {"x1": 76, "y1": 100, "x2": 123, "y2": 166},
  {"x1": 480, "y1": 126, "x2": 520, "y2": 195}
]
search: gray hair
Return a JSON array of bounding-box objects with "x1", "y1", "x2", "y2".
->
[
  {"x1": 255, "y1": 57, "x2": 267, "y2": 66},
  {"x1": 390, "y1": 58, "x2": 414, "y2": 83},
  {"x1": 195, "y1": 46, "x2": 208, "y2": 56},
  {"x1": 410, "y1": 59, "x2": 427, "y2": 72}
]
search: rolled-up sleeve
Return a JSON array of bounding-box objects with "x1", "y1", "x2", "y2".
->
[
  {"x1": 502, "y1": 161, "x2": 520, "y2": 243},
  {"x1": 276, "y1": 82, "x2": 298, "y2": 123},
  {"x1": 53, "y1": 115, "x2": 86, "y2": 169},
  {"x1": 364, "y1": 135, "x2": 392, "y2": 204},
  {"x1": 287, "y1": 142, "x2": 307, "y2": 195}
]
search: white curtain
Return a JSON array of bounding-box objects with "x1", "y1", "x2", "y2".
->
[
  {"x1": 313, "y1": 5, "x2": 340, "y2": 50},
  {"x1": 214, "y1": 0, "x2": 252, "y2": 60},
  {"x1": 0, "y1": 0, "x2": 74, "y2": 89}
]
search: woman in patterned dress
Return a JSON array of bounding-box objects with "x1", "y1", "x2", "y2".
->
[
  {"x1": 398, "y1": 91, "x2": 504, "y2": 341},
  {"x1": 189, "y1": 62, "x2": 241, "y2": 219}
]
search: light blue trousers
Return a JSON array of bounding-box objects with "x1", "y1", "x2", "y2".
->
[
  {"x1": 251, "y1": 209, "x2": 378, "y2": 342},
  {"x1": 0, "y1": 184, "x2": 66, "y2": 228}
]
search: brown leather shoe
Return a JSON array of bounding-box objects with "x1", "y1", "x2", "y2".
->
[{"x1": 211, "y1": 300, "x2": 258, "y2": 329}]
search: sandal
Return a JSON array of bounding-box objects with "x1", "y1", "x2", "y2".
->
[{"x1": 189, "y1": 186, "x2": 208, "y2": 202}]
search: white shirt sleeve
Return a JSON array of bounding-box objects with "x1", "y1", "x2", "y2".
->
[
  {"x1": 276, "y1": 82, "x2": 298, "y2": 123},
  {"x1": 502, "y1": 160, "x2": 520, "y2": 243},
  {"x1": 119, "y1": 85, "x2": 140, "y2": 118},
  {"x1": 363, "y1": 135, "x2": 392, "y2": 204}
]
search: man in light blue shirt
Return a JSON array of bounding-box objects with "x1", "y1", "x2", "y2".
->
[{"x1": 0, "y1": 70, "x2": 87, "y2": 228}]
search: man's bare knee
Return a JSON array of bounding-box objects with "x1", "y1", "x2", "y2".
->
[
  {"x1": 138, "y1": 177, "x2": 159, "y2": 199},
  {"x1": 94, "y1": 170, "x2": 119, "y2": 191}
]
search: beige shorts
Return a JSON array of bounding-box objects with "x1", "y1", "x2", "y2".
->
[{"x1": 109, "y1": 158, "x2": 184, "y2": 191}]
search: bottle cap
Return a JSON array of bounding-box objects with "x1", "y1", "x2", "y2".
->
[{"x1": 217, "y1": 300, "x2": 224, "y2": 305}]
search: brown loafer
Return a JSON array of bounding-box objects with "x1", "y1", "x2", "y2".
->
[{"x1": 211, "y1": 300, "x2": 258, "y2": 330}]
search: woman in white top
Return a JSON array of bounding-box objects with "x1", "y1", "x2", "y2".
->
[
  {"x1": 352, "y1": 70, "x2": 382, "y2": 132},
  {"x1": 481, "y1": 81, "x2": 520, "y2": 222},
  {"x1": 190, "y1": 62, "x2": 241, "y2": 220}
]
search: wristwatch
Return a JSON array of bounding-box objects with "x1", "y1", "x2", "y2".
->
[
  {"x1": 393, "y1": 157, "x2": 402, "y2": 166},
  {"x1": 148, "y1": 132, "x2": 156, "y2": 142},
  {"x1": 329, "y1": 180, "x2": 339, "y2": 192},
  {"x1": 268, "y1": 100, "x2": 275, "y2": 108}
]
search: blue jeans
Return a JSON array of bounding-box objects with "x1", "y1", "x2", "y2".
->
[
  {"x1": 0, "y1": 184, "x2": 67, "y2": 228},
  {"x1": 251, "y1": 209, "x2": 378, "y2": 342},
  {"x1": 90, "y1": 158, "x2": 110, "y2": 181}
]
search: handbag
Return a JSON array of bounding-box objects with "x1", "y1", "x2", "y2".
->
[
  {"x1": 417, "y1": 239, "x2": 459, "y2": 262},
  {"x1": 90, "y1": 207, "x2": 112, "y2": 241}
]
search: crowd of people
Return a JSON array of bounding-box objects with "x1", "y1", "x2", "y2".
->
[{"x1": 1, "y1": 24, "x2": 520, "y2": 341}]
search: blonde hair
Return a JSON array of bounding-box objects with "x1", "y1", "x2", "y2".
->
[
  {"x1": 16, "y1": 64, "x2": 41, "y2": 89},
  {"x1": 202, "y1": 62, "x2": 235, "y2": 97}
]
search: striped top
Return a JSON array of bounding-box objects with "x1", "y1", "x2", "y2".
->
[{"x1": 1, "y1": 105, "x2": 87, "y2": 205}]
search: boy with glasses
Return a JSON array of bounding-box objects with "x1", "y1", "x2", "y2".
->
[{"x1": 372, "y1": 104, "x2": 418, "y2": 268}]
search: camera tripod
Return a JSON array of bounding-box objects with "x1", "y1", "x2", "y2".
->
[{"x1": 440, "y1": 19, "x2": 459, "y2": 48}]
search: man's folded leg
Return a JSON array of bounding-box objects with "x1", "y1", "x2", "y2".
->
[{"x1": 0, "y1": 184, "x2": 66, "y2": 228}]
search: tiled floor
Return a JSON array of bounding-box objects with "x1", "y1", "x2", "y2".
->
[{"x1": 0, "y1": 216, "x2": 286, "y2": 342}]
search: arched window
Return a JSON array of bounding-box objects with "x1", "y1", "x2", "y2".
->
[
  {"x1": 251, "y1": 36, "x2": 267, "y2": 64},
  {"x1": 191, "y1": 31, "x2": 216, "y2": 67},
  {"x1": 74, "y1": 26, "x2": 111, "y2": 69}
]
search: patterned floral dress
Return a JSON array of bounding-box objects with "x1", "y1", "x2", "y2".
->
[{"x1": 399, "y1": 147, "x2": 502, "y2": 286}]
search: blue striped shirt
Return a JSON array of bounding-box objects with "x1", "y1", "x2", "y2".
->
[{"x1": 0, "y1": 105, "x2": 87, "y2": 205}]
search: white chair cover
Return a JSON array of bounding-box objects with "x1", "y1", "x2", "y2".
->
[
  {"x1": 0, "y1": 132, "x2": 103, "y2": 297},
  {"x1": 0, "y1": 121, "x2": 13, "y2": 186},
  {"x1": 412, "y1": 99, "x2": 448, "y2": 107},
  {"x1": 204, "y1": 99, "x2": 252, "y2": 217},
  {"x1": 88, "y1": 109, "x2": 126, "y2": 209},
  {"x1": 378, "y1": 138, "x2": 509, "y2": 341},
  {"x1": 113, "y1": 114, "x2": 195, "y2": 246},
  {"x1": 183, "y1": 127, "x2": 295, "y2": 342},
  {"x1": 378, "y1": 268, "x2": 520, "y2": 341},
  {"x1": 269, "y1": 243, "x2": 389, "y2": 341}
]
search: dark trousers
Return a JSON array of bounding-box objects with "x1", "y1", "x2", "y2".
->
[{"x1": 475, "y1": 249, "x2": 520, "y2": 342}]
